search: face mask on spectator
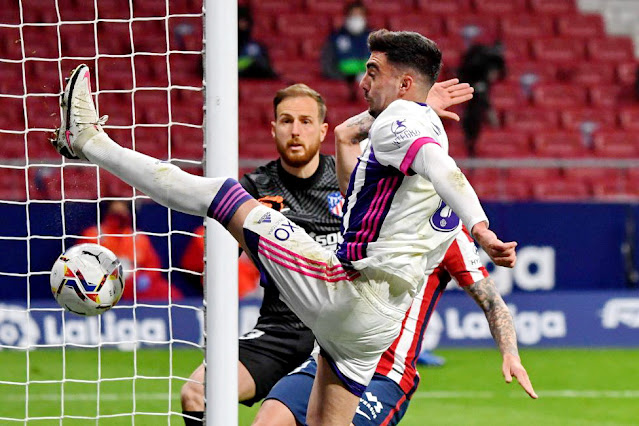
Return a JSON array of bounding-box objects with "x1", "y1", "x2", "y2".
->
[{"x1": 345, "y1": 16, "x2": 366, "y2": 35}]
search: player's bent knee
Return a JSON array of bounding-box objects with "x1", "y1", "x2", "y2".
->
[
  {"x1": 251, "y1": 399, "x2": 297, "y2": 426},
  {"x1": 181, "y1": 379, "x2": 204, "y2": 411}
]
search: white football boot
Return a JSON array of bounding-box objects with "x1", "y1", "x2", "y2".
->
[{"x1": 51, "y1": 64, "x2": 108, "y2": 160}]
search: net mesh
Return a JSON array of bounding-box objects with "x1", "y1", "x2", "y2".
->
[{"x1": 0, "y1": 0, "x2": 205, "y2": 423}]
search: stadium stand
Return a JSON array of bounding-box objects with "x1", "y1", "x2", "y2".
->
[{"x1": 1, "y1": 0, "x2": 638, "y2": 202}]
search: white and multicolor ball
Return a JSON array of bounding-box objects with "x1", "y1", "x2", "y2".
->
[{"x1": 50, "y1": 243, "x2": 125, "y2": 316}]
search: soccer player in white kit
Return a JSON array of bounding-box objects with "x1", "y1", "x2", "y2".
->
[{"x1": 51, "y1": 29, "x2": 516, "y2": 426}]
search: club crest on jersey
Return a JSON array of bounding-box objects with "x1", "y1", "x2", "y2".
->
[
  {"x1": 327, "y1": 192, "x2": 344, "y2": 218},
  {"x1": 391, "y1": 119, "x2": 407, "y2": 136}
]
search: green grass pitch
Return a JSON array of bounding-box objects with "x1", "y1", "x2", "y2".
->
[{"x1": 1, "y1": 348, "x2": 638, "y2": 425}]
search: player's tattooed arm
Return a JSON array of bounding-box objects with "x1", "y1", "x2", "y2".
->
[
  {"x1": 342, "y1": 111, "x2": 375, "y2": 144},
  {"x1": 464, "y1": 277, "x2": 538, "y2": 399},
  {"x1": 334, "y1": 111, "x2": 374, "y2": 194},
  {"x1": 463, "y1": 277, "x2": 518, "y2": 356}
]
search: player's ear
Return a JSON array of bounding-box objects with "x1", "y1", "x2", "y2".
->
[
  {"x1": 270, "y1": 120, "x2": 276, "y2": 138},
  {"x1": 399, "y1": 75, "x2": 413, "y2": 95},
  {"x1": 319, "y1": 122, "x2": 329, "y2": 142}
]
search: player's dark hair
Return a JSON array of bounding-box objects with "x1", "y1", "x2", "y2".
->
[
  {"x1": 273, "y1": 84, "x2": 327, "y2": 122},
  {"x1": 367, "y1": 29, "x2": 442, "y2": 85}
]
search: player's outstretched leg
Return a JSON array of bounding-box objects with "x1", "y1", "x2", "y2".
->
[{"x1": 50, "y1": 64, "x2": 259, "y2": 248}]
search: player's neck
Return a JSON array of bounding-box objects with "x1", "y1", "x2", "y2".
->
[{"x1": 281, "y1": 155, "x2": 320, "y2": 179}]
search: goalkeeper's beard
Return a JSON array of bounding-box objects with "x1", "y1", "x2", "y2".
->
[{"x1": 277, "y1": 139, "x2": 320, "y2": 168}]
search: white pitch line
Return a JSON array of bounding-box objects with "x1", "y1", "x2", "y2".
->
[
  {"x1": 414, "y1": 390, "x2": 639, "y2": 399},
  {"x1": 4, "y1": 390, "x2": 639, "y2": 402}
]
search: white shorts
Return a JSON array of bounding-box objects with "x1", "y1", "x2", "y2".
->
[{"x1": 242, "y1": 205, "x2": 406, "y2": 395}]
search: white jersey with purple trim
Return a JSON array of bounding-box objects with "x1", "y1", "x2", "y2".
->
[{"x1": 338, "y1": 99, "x2": 462, "y2": 303}]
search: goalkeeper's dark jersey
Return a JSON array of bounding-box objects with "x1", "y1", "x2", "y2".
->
[{"x1": 240, "y1": 154, "x2": 344, "y2": 331}]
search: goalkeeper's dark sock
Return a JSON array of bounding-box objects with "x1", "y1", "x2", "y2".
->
[{"x1": 183, "y1": 410, "x2": 203, "y2": 425}]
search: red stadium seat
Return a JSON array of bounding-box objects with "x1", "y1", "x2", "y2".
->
[
  {"x1": 22, "y1": 26, "x2": 59, "y2": 59},
  {"x1": 98, "y1": 57, "x2": 134, "y2": 91},
  {"x1": 387, "y1": 15, "x2": 445, "y2": 37},
  {"x1": 239, "y1": 79, "x2": 287, "y2": 105},
  {"x1": 62, "y1": 167, "x2": 99, "y2": 200},
  {"x1": 616, "y1": 61, "x2": 639, "y2": 85},
  {"x1": 0, "y1": 27, "x2": 22, "y2": 60},
  {"x1": 0, "y1": 133, "x2": 26, "y2": 159},
  {"x1": 132, "y1": 20, "x2": 168, "y2": 54},
  {"x1": 134, "y1": 55, "x2": 169, "y2": 87},
  {"x1": 0, "y1": 167, "x2": 27, "y2": 201},
  {"x1": 491, "y1": 83, "x2": 530, "y2": 110},
  {"x1": 565, "y1": 62, "x2": 615, "y2": 85},
  {"x1": 557, "y1": 14, "x2": 604, "y2": 39},
  {"x1": 26, "y1": 96, "x2": 59, "y2": 130},
  {"x1": 133, "y1": 127, "x2": 170, "y2": 159},
  {"x1": 502, "y1": 38, "x2": 531, "y2": 63},
  {"x1": 60, "y1": 24, "x2": 97, "y2": 58},
  {"x1": 531, "y1": 38, "x2": 585, "y2": 64},
  {"x1": 618, "y1": 108, "x2": 639, "y2": 131},
  {"x1": 560, "y1": 107, "x2": 617, "y2": 131},
  {"x1": 171, "y1": 91, "x2": 204, "y2": 126},
  {"x1": 252, "y1": 0, "x2": 304, "y2": 14},
  {"x1": 416, "y1": 0, "x2": 472, "y2": 14},
  {"x1": 97, "y1": 22, "x2": 131, "y2": 56},
  {"x1": 258, "y1": 35, "x2": 300, "y2": 62},
  {"x1": 470, "y1": 173, "x2": 532, "y2": 201},
  {"x1": 27, "y1": 131, "x2": 60, "y2": 160},
  {"x1": 592, "y1": 179, "x2": 639, "y2": 201},
  {"x1": 168, "y1": 16, "x2": 204, "y2": 52},
  {"x1": 532, "y1": 179, "x2": 590, "y2": 201},
  {"x1": 593, "y1": 130, "x2": 639, "y2": 157},
  {"x1": 563, "y1": 167, "x2": 625, "y2": 186},
  {"x1": 475, "y1": 130, "x2": 531, "y2": 157},
  {"x1": 99, "y1": 169, "x2": 135, "y2": 198},
  {"x1": 587, "y1": 37, "x2": 634, "y2": 63},
  {"x1": 507, "y1": 167, "x2": 562, "y2": 184},
  {"x1": 533, "y1": 131, "x2": 590, "y2": 157},
  {"x1": 276, "y1": 13, "x2": 331, "y2": 38},
  {"x1": 589, "y1": 84, "x2": 635, "y2": 107},
  {"x1": 532, "y1": 84, "x2": 588, "y2": 109},
  {"x1": 169, "y1": 53, "x2": 203, "y2": 86},
  {"x1": 171, "y1": 125, "x2": 204, "y2": 159},
  {"x1": 503, "y1": 108, "x2": 560, "y2": 132},
  {"x1": 362, "y1": 0, "x2": 409, "y2": 15},
  {"x1": 500, "y1": 15, "x2": 555, "y2": 39},
  {"x1": 134, "y1": 90, "x2": 169, "y2": 124},
  {"x1": 445, "y1": 15, "x2": 499, "y2": 44},
  {"x1": 529, "y1": 0, "x2": 577, "y2": 15},
  {"x1": 0, "y1": 96, "x2": 26, "y2": 131},
  {"x1": 473, "y1": 0, "x2": 527, "y2": 14},
  {"x1": 97, "y1": 93, "x2": 133, "y2": 126},
  {"x1": 505, "y1": 62, "x2": 557, "y2": 85},
  {"x1": 0, "y1": 2, "x2": 20, "y2": 25},
  {"x1": 306, "y1": 0, "x2": 346, "y2": 15},
  {"x1": 272, "y1": 58, "x2": 322, "y2": 81},
  {"x1": 432, "y1": 36, "x2": 465, "y2": 68}
]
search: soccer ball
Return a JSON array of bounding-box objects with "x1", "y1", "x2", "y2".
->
[{"x1": 50, "y1": 243, "x2": 125, "y2": 316}]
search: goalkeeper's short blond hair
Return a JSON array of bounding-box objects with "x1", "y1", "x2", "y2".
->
[{"x1": 273, "y1": 83, "x2": 327, "y2": 123}]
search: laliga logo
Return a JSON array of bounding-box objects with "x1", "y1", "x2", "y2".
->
[
  {"x1": 601, "y1": 298, "x2": 639, "y2": 329},
  {"x1": 479, "y1": 246, "x2": 555, "y2": 294},
  {"x1": 0, "y1": 304, "x2": 40, "y2": 349},
  {"x1": 422, "y1": 304, "x2": 566, "y2": 348}
]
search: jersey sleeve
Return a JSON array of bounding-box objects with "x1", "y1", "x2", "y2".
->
[{"x1": 369, "y1": 101, "x2": 443, "y2": 175}]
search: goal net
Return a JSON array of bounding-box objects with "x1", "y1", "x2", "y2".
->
[{"x1": 0, "y1": 0, "x2": 208, "y2": 423}]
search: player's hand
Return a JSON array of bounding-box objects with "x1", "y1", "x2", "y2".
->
[
  {"x1": 502, "y1": 353, "x2": 538, "y2": 399},
  {"x1": 335, "y1": 111, "x2": 375, "y2": 145},
  {"x1": 427, "y1": 78, "x2": 474, "y2": 121},
  {"x1": 472, "y1": 222, "x2": 517, "y2": 268}
]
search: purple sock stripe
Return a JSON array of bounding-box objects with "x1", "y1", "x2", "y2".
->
[
  {"x1": 217, "y1": 186, "x2": 250, "y2": 221},
  {"x1": 207, "y1": 179, "x2": 253, "y2": 227},
  {"x1": 212, "y1": 182, "x2": 244, "y2": 218}
]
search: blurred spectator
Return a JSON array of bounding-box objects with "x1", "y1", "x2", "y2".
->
[
  {"x1": 458, "y1": 40, "x2": 506, "y2": 156},
  {"x1": 181, "y1": 225, "x2": 260, "y2": 298},
  {"x1": 321, "y1": 1, "x2": 371, "y2": 99},
  {"x1": 77, "y1": 200, "x2": 183, "y2": 301},
  {"x1": 238, "y1": 5, "x2": 277, "y2": 79}
]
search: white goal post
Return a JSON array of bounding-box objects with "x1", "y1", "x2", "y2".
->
[{"x1": 0, "y1": 0, "x2": 237, "y2": 424}]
